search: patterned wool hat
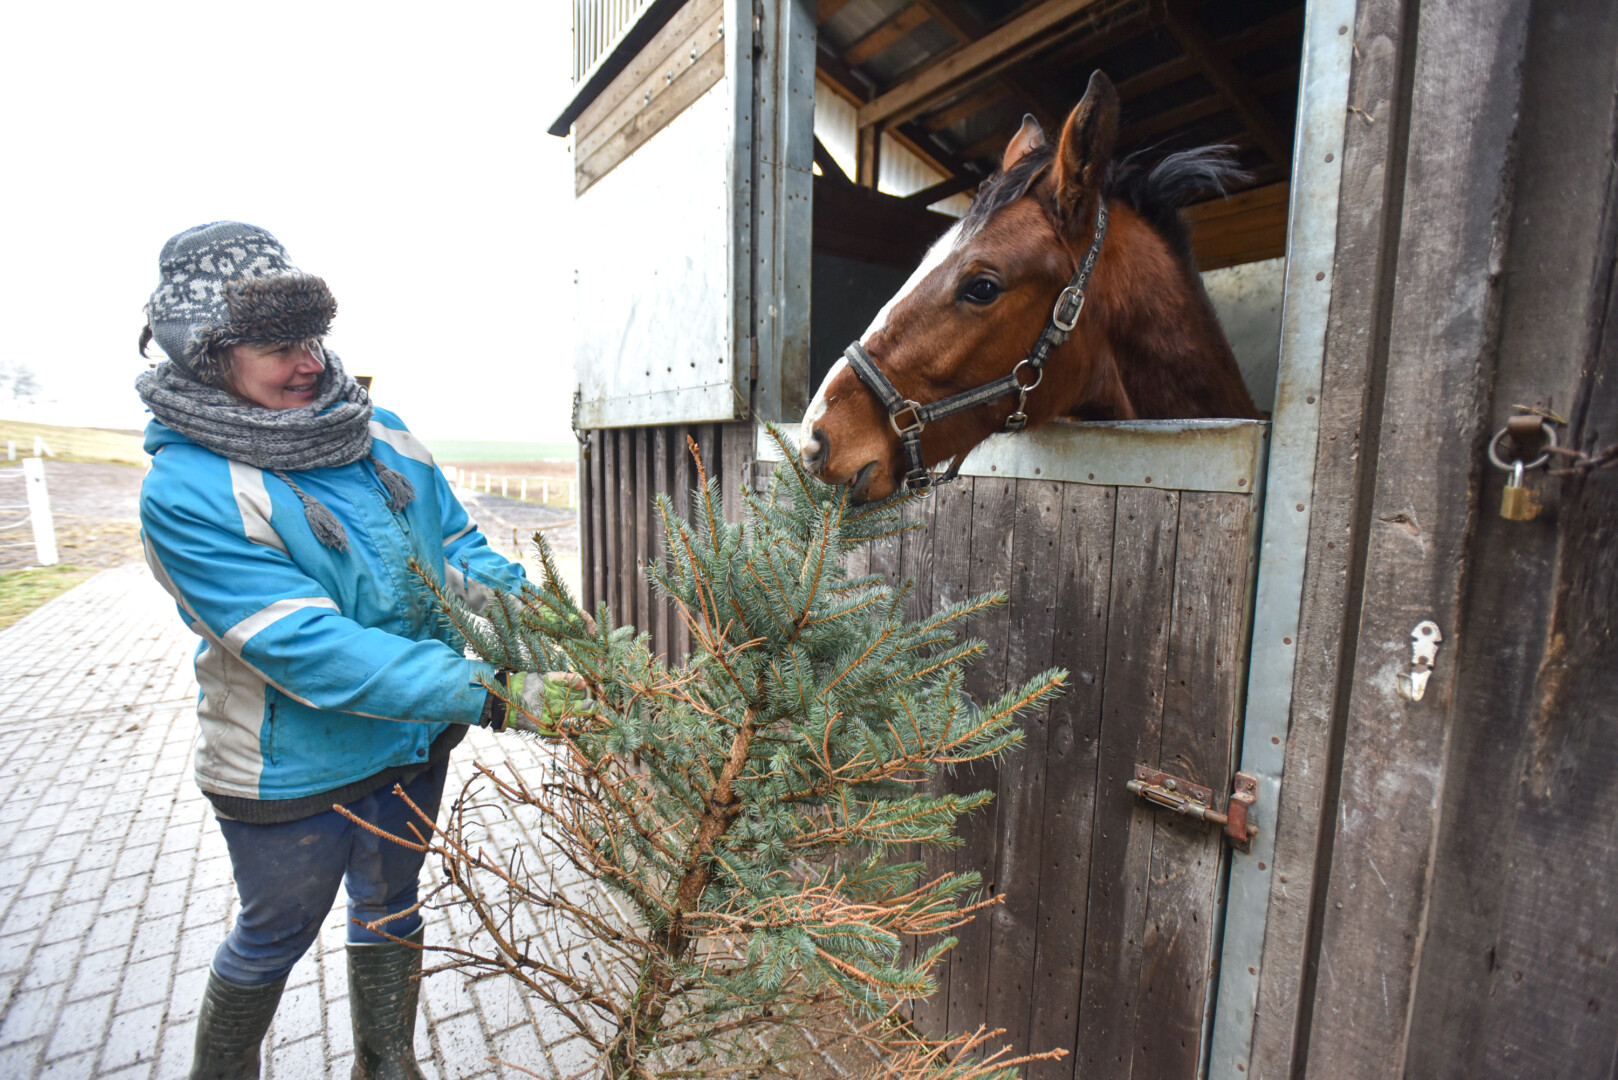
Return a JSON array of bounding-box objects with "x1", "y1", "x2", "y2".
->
[{"x1": 142, "y1": 222, "x2": 337, "y2": 385}]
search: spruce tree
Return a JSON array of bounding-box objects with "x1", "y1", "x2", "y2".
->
[{"x1": 389, "y1": 429, "x2": 1067, "y2": 1079}]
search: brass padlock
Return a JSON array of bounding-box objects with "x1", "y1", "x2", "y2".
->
[{"x1": 1501, "y1": 460, "x2": 1540, "y2": 521}]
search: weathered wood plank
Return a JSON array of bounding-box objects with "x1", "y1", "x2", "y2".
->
[
  {"x1": 1304, "y1": 0, "x2": 1531, "y2": 1069},
  {"x1": 721, "y1": 421, "x2": 751, "y2": 526},
  {"x1": 635, "y1": 428, "x2": 654, "y2": 638},
  {"x1": 947, "y1": 476, "x2": 1017, "y2": 1039},
  {"x1": 650, "y1": 426, "x2": 671, "y2": 660},
  {"x1": 620, "y1": 429, "x2": 641, "y2": 633},
  {"x1": 1128, "y1": 492, "x2": 1252, "y2": 1079},
  {"x1": 894, "y1": 486, "x2": 937, "y2": 993},
  {"x1": 1246, "y1": 0, "x2": 1415, "y2": 1071},
  {"x1": 670, "y1": 425, "x2": 694, "y2": 661},
  {"x1": 576, "y1": 23, "x2": 726, "y2": 197},
  {"x1": 580, "y1": 436, "x2": 597, "y2": 612},
  {"x1": 1075, "y1": 487, "x2": 1180, "y2": 1078},
  {"x1": 1477, "y1": 362, "x2": 1618, "y2": 1072},
  {"x1": 1026, "y1": 484, "x2": 1115, "y2": 1080},
  {"x1": 982, "y1": 480, "x2": 1064, "y2": 1059},
  {"x1": 914, "y1": 477, "x2": 975, "y2": 1037},
  {"x1": 1401, "y1": 4, "x2": 1618, "y2": 1073},
  {"x1": 601, "y1": 427, "x2": 621, "y2": 621},
  {"x1": 575, "y1": 0, "x2": 724, "y2": 155}
]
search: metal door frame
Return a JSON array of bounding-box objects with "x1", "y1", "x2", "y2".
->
[{"x1": 1208, "y1": 2, "x2": 1356, "y2": 1074}]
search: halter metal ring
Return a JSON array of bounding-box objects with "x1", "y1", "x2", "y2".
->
[
  {"x1": 890, "y1": 401, "x2": 926, "y2": 437},
  {"x1": 1487, "y1": 420, "x2": 1558, "y2": 471},
  {"x1": 1051, "y1": 286, "x2": 1086, "y2": 332},
  {"x1": 1012, "y1": 358, "x2": 1044, "y2": 392}
]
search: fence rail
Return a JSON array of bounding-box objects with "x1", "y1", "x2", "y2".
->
[{"x1": 440, "y1": 465, "x2": 578, "y2": 508}]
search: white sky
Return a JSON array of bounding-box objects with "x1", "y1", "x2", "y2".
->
[{"x1": 0, "y1": 0, "x2": 579, "y2": 442}]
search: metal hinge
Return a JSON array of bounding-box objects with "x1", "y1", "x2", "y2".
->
[{"x1": 1128, "y1": 765, "x2": 1258, "y2": 852}]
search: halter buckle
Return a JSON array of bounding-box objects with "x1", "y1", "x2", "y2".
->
[
  {"x1": 1052, "y1": 286, "x2": 1086, "y2": 332},
  {"x1": 890, "y1": 401, "x2": 926, "y2": 437},
  {"x1": 904, "y1": 466, "x2": 935, "y2": 497}
]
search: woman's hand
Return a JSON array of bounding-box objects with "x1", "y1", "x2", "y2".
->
[{"x1": 504, "y1": 671, "x2": 592, "y2": 736}]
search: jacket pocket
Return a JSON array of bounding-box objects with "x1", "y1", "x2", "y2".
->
[{"x1": 262, "y1": 687, "x2": 281, "y2": 766}]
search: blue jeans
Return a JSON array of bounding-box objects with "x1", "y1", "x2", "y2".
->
[{"x1": 211, "y1": 758, "x2": 448, "y2": 986}]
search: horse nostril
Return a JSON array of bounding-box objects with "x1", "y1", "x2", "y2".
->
[{"x1": 801, "y1": 428, "x2": 829, "y2": 471}]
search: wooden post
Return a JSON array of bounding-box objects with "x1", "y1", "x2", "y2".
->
[
  {"x1": 22, "y1": 457, "x2": 57, "y2": 566},
  {"x1": 520, "y1": 476, "x2": 528, "y2": 501},
  {"x1": 856, "y1": 124, "x2": 881, "y2": 188},
  {"x1": 1302, "y1": 0, "x2": 1532, "y2": 1072}
]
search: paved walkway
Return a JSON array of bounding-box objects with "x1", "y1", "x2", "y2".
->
[{"x1": 0, "y1": 566, "x2": 594, "y2": 1079}]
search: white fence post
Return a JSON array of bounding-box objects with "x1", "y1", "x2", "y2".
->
[
  {"x1": 442, "y1": 464, "x2": 458, "y2": 489},
  {"x1": 33, "y1": 436, "x2": 53, "y2": 458},
  {"x1": 23, "y1": 457, "x2": 57, "y2": 566},
  {"x1": 501, "y1": 476, "x2": 509, "y2": 498},
  {"x1": 6, "y1": 440, "x2": 14, "y2": 460},
  {"x1": 542, "y1": 478, "x2": 550, "y2": 504},
  {"x1": 520, "y1": 477, "x2": 528, "y2": 501}
]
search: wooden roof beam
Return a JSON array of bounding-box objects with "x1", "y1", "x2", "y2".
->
[
  {"x1": 843, "y1": 4, "x2": 934, "y2": 67},
  {"x1": 816, "y1": 0, "x2": 856, "y2": 26},
  {"x1": 1115, "y1": 64, "x2": 1296, "y2": 147},
  {"x1": 1161, "y1": 0, "x2": 1290, "y2": 165},
  {"x1": 856, "y1": 0, "x2": 1105, "y2": 131}
]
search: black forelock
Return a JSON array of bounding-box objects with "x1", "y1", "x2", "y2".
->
[{"x1": 959, "y1": 142, "x2": 1250, "y2": 269}]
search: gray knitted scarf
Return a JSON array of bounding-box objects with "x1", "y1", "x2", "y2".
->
[{"x1": 135, "y1": 352, "x2": 415, "y2": 552}]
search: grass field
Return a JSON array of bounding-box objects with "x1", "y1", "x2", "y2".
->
[
  {"x1": 0, "y1": 564, "x2": 95, "y2": 630},
  {"x1": 423, "y1": 439, "x2": 578, "y2": 462},
  {"x1": 0, "y1": 420, "x2": 147, "y2": 466}
]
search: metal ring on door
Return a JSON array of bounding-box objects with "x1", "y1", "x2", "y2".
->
[{"x1": 1487, "y1": 420, "x2": 1558, "y2": 471}]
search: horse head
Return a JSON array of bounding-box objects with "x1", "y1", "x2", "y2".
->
[{"x1": 798, "y1": 70, "x2": 1258, "y2": 502}]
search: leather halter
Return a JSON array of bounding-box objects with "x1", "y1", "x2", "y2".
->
[{"x1": 844, "y1": 199, "x2": 1109, "y2": 496}]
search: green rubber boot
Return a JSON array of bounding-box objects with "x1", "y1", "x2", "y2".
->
[
  {"x1": 190, "y1": 970, "x2": 287, "y2": 1080},
  {"x1": 348, "y1": 927, "x2": 427, "y2": 1080}
]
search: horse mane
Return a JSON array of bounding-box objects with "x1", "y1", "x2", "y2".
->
[{"x1": 960, "y1": 141, "x2": 1250, "y2": 269}]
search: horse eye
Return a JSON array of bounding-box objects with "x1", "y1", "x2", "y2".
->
[{"x1": 962, "y1": 278, "x2": 1001, "y2": 305}]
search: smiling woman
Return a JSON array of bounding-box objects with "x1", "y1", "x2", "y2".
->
[
  {"x1": 130, "y1": 220, "x2": 586, "y2": 1079},
  {"x1": 226, "y1": 341, "x2": 329, "y2": 411}
]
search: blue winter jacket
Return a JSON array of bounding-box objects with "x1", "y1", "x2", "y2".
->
[{"x1": 139, "y1": 407, "x2": 525, "y2": 816}]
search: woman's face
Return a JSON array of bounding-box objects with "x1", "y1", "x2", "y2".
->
[{"x1": 227, "y1": 342, "x2": 325, "y2": 409}]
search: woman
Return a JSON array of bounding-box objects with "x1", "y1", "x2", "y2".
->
[{"x1": 136, "y1": 221, "x2": 569, "y2": 1080}]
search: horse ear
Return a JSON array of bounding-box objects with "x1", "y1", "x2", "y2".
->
[
  {"x1": 1001, "y1": 114, "x2": 1046, "y2": 172},
  {"x1": 1054, "y1": 70, "x2": 1119, "y2": 231}
]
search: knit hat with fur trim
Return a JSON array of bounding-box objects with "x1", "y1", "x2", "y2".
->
[{"x1": 142, "y1": 222, "x2": 337, "y2": 386}]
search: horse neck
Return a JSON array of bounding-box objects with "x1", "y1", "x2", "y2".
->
[{"x1": 1074, "y1": 211, "x2": 1258, "y2": 421}]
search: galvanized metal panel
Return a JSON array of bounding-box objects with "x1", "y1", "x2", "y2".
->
[
  {"x1": 574, "y1": 79, "x2": 743, "y2": 429},
  {"x1": 1208, "y1": 1, "x2": 1357, "y2": 1074},
  {"x1": 750, "y1": 0, "x2": 816, "y2": 424},
  {"x1": 754, "y1": 418, "x2": 1269, "y2": 494}
]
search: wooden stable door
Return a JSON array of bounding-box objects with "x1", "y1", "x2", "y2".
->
[{"x1": 854, "y1": 475, "x2": 1259, "y2": 1079}]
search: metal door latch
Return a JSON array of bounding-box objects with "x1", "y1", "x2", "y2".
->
[
  {"x1": 1396, "y1": 620, "x2": 1442, "y2": 701},
  {"x1": 1128, "y1": 765, "x2": 1258, "y2": 852}
]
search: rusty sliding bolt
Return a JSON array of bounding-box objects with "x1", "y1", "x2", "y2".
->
[{"x1": 1128, "y1": 765, "x2": 1259, "y2": 852}]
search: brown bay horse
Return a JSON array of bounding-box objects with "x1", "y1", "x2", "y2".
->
[{"x1": 798, "y1": 71, "x2": 1259, "y2": 502}]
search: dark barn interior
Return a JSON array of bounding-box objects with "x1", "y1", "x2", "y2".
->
[{"x1": 809, "y1": 0, "x2": 1304, "y2": 395}]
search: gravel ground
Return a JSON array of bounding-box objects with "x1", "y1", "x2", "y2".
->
[
  {"x1": 0, "y1": 461, "x2": 145, "y2": 573},
  {"x1": 0, "y1": 460, "x2": 582, "y2": 578}
]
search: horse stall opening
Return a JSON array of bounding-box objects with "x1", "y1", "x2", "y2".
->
[{"x1": 556, "y1": 0, "x2": 1337, "y2": 1076}]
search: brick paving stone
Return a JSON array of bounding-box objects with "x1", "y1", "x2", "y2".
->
[
  {"x1": 45, "y1": 992, "x2": 114, "y2": 1061},
  {"x1": 37, "y1": 1049, "x2": 95, "y2": 1080},
  {"x1": 150, "y1": 1021, "x2": 192, "y2": 1080},
  {"x1": 67, "y1": 947, "x2": 130, "y2": 1003},
  {"x1": 113, "y1": 956, "x2": 173, "y2": 1015},
  {"x1": 99, "y1": 1003, "x2": 164, "y2": 1071},
  {"x1": 0, "y1": 981, "x2": 67, "y2": 1045}
]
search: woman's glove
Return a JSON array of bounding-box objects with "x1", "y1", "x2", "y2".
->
[{"x1": 492, "y1": 671, "x2": 591, "y2": 736}]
